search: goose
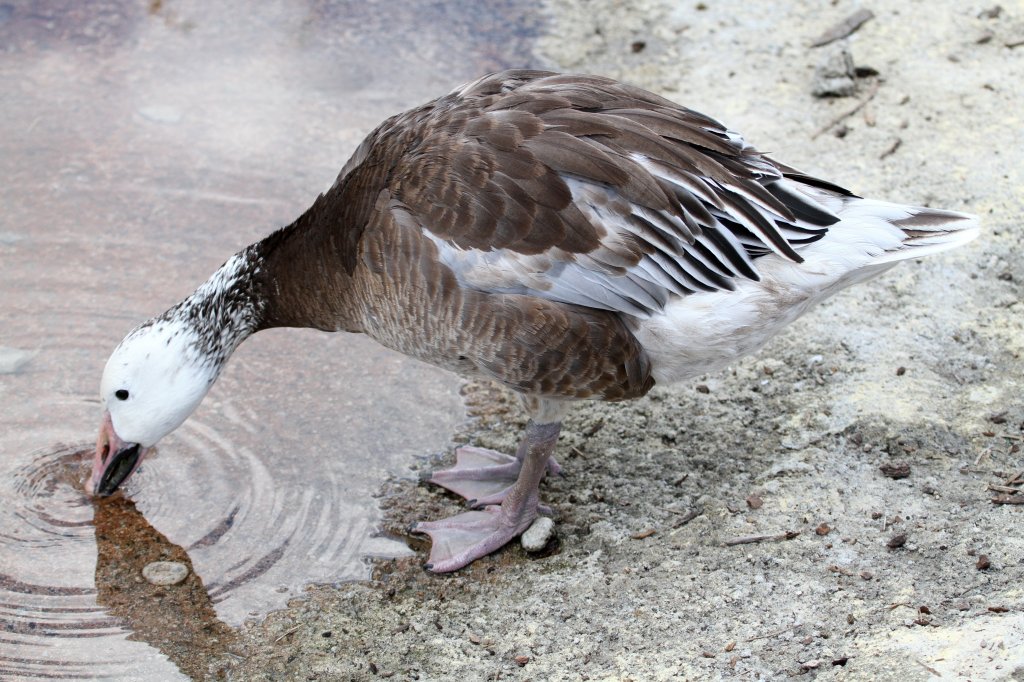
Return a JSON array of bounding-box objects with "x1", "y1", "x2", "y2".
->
[{"x1": 89, "y1": 70, "x2": 978, "y2": 573}]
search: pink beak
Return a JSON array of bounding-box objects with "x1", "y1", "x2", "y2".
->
[{"x1": 88, "y1": 411, "x2": 150, "y2": 496}]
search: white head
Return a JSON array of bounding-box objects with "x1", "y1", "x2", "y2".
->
[
  {"x1": 89, "y1": 318, "x2": 219, "y2": 496},
  {"x1": 103, "y1": 319, "x2": 218, "y2": 445},
  {"x1": 89, "y1": 248, "x2": 263, "y2": 496}
]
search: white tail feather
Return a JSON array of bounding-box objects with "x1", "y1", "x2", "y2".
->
[{"x1": 868, "y1": 205, "x2": 980, "y2": 265}]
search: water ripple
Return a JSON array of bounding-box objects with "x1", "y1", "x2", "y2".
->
[{"x1": 0, "y1": 446, "x2": 187, "y2": 680}]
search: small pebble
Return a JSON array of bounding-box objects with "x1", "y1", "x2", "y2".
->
[
  {"x1": 879, "y1": 462, "x2": 911, "y2": 479},
  {"x1": 142, "y1": 561, "x2": 189, "y2": 586},
  {"x1": 521, "y1": 517, "x2": 554, "y2": 552},
  {"x1": 0, "y1": 347, "x2": 35, "y2": 375},
  {"x1": 137, "y1": 105, "x2": 183, "y2": 124},
  {"x1": 812, "y1": 45, "x2": 857, "y2": 98}
]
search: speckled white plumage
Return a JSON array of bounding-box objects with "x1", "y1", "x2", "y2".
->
[{"x1": 99, "y1": 250, "x2": 263, "y2": 447}]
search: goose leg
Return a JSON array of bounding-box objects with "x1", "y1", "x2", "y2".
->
[
  {"x1": 422, "y1": 439, "x2": 561, "y2": 507},
  {"x1": 413, "y1": 420, "x2": 561, "y2": 572}
]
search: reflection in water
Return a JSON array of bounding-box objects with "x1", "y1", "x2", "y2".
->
[
  {"x1": 94, "y1": 495, "x2": 233, "y2": 681},
  {"x1": 1, "y1": 0, "x2": 543, "y2": 677}
]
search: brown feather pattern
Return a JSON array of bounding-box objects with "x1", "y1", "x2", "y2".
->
[{"x1": 255, "y1": 69, "x2": 854, "y2": 402}]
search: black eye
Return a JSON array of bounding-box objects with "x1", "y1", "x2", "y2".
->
[{"x1": 115, "y1": 389, "x2": 129, "y2": 401}]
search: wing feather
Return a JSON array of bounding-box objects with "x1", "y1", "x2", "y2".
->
[{"x1": 383, "y1": 70, "x2": 847, "y2": 318}]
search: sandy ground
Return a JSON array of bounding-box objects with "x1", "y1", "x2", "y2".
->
[{"x1": 217, "y1": 1, "x2": 1023, "y2": 680}]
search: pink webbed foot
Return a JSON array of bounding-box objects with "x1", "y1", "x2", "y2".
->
[
  {"x1": 423, "y1": 445, "x2": 562, "y2": 507},
  {"x1": 413, "y1": 419, "x2": 562, "y2": 572},
  {"x1": 413, "y1": 505, "x2": 540, "y2": 573}
]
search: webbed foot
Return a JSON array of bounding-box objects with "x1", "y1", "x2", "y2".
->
[
  {"x1": 413, "y1": 505, "x2": 540, "y2": 572},
  {"x1": 423, "y1": 445, "x2": 561, "y2": 506},
  {"x1": 413, "y1": 420, "x2": 562, "y2": 572}
]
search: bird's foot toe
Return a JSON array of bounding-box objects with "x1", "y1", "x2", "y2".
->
[
  {"x1": 412, "y1": 505, "x2": 538, "y2": 572},
  {"x1": 421, "y1": 446, "x2": 561, "y2": 505},
  {"x1": 421, "y1": 446, "x2": 520, "y2": 504}
]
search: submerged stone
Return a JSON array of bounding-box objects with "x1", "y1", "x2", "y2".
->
[{"x1": 142, "y1": 561, "x2": 189, "y2": 586}]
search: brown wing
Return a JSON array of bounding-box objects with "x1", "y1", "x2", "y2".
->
[{"x1": 383, "y1": 70, "x2": 849, "y2": 317}]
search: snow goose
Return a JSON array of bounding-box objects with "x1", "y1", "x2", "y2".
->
[{"x1": 89, "y1": 70, "x2": 978, "y2": 572}]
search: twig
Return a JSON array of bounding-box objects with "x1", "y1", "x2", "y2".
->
[
  {"x1": 879, "y1": 137, "x2": 903, "y2": 160},
  {"x1": 723, "y1": 530, "x2": 800, "y2": 546},
  {"x1": 987, "y1": 483, "x2": 1022, "y2": 494},
  {"x1": 274, "y1": 625, "x2": 301, "y2": 643},
  {"x1": 916, "y1": 659, "x2": 943, "y2": 677},
  {"x1": 991, "y1": 494, "x2": 1024, "y2": 505},
  {"x1": 665, "y1": 508, "x2": 703, "y2": 528},
  {"x1": 810, "y1": 9, "x2": 876, "y2": 47},
  {"x1": 811, "y1": 80, "x2": 880, "y2": 139}
]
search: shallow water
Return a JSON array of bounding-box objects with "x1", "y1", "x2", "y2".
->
[{"x1": 0, "y1": 0, "x2": 540, "y2": 677}]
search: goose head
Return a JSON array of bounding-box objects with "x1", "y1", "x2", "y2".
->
[
  {"x1": 89, "y1": 250, "x2": 264, "y2": 496},
  {"x1": 88, "y1": 318, "x2": 219, "y2": 496}
]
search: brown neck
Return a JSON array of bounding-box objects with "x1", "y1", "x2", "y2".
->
[{"x1": 252, "y1": 189, "x2": 364, "y2": 333}]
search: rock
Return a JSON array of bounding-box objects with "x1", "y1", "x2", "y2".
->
[
  {"x1": 521, "y1": 517, "x2": 554, "y2": 552},
  {"x1": 142, "y1": 561, "x2": 189, "y2": 586},
  {"x1": 0, "y1": 347, "x2": 35, "y2": 375},
  {"x1": 812, "y1": 44, "x2": 857, "y2": 97},
  {"x1": 137, "y1": 105, "x2": 183, "y2": 124}
]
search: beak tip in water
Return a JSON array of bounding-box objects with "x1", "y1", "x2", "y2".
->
[{"x1": 95, "y1": 443, "x2": 143, "y2": 497}]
